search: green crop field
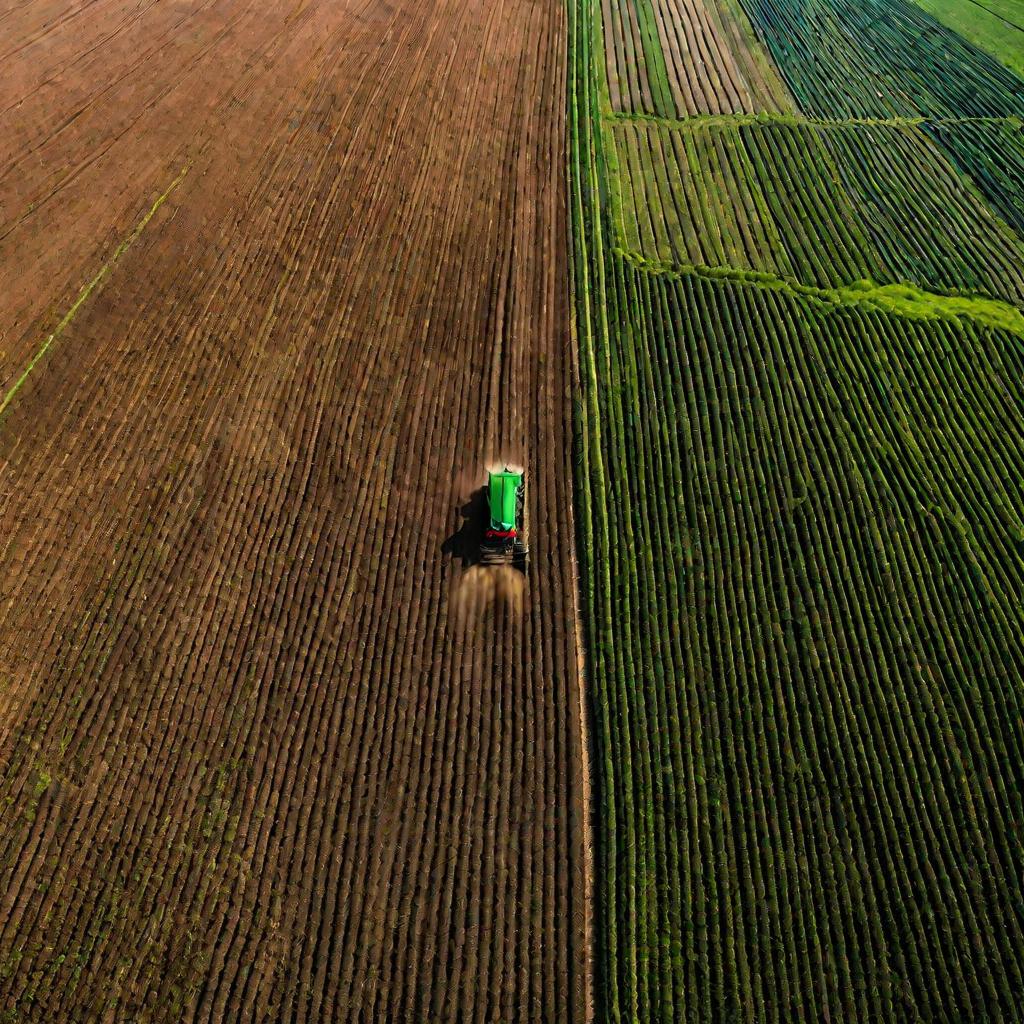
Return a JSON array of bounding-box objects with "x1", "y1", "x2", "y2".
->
[
  {"x1": 909, "y1": 0, "x2": 1024, "y2": 80},
  {"x1": 608, "y1": 119, "x2": 1024, "y2": 303},
  {"x1": 569, "y1": 0, "x2": 1024, "y2": 1019}
]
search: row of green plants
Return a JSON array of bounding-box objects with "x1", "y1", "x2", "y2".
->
[
  {"x1": 610, "y1": 119, "x2": 1024, "y2": 305},
  {"x1": 569, "y1": 0, "x2": 1024, "y2": 1019}
]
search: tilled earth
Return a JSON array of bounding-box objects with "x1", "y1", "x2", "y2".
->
[{"x1": 0, "y1": 0, "x2": 587, "y2": 1020}]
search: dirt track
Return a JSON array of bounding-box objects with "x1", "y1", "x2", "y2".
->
[{"x1": 0, "y1": 0, "x2": 586, "y2": 1020}]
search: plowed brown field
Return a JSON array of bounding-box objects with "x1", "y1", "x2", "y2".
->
[{"x1": 0, "y1": 0, "x2": 587, "y2": 1021}]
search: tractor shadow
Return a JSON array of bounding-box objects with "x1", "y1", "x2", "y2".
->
[{"x1": 441, "y1": 486, "x2": 488, "y2": 570}]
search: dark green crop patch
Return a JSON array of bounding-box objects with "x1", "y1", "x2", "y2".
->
[{"x1": 569, "y1": 0, "x2": 1024, "y2": 1020}]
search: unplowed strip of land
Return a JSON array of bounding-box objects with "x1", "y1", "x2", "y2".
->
[{"x1": 0, "y1": 1, "x2": 588, "y2": 1020}]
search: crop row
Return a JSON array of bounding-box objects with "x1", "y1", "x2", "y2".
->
[
  {"x1": 599, "y1": 0, "x2": 792, "y2": 117},
  {"x1": 609, "y1": 119, "x2": 1024, "y2": 304},
  {"x1": 569, "y1": 0, "x2": 1024, "y2": 1019},
  {"x1": 734, "y1": 0, "x2": 1024, "y2": 118}
]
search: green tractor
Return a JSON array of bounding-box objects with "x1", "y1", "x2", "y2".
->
[{"x1": 481, "y1": 467, "x2": 528, "y2": 570}]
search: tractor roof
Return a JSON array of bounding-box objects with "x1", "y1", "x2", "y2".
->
[{"x1": 488, "y1": 468, "x2": 522, "y2": 531}]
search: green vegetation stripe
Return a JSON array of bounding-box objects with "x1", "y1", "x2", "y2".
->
[
  {"x1": 605, "y1": 109, "x2": 1024, "y2": 131},
  {"x1": 616, "y1": 247, "x2": 1024, "y2": 335}
]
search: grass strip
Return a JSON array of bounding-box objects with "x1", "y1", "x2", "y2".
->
[
  {"x1": 605, "y1": 110, "x2": 1023, "y2": 132},
  {"x1": 616, "y1": 247, "x2": 1024, "y2": 335}
]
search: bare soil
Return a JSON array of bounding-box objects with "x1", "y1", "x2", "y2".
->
[{"x1": 0, "y1": 0, "x2": 587, "y2": 1020}]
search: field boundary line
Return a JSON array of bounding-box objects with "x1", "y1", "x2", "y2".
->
[
  {"x1": 605, "y1": 109, "x2": 1024, "y2": 132},
  {"x1": 0, "y1": 162, "x2": 191, "y2": 422},
  {"x1": 566, "y1": 212, "x2": 596, "y2": 1024},
  {"x1": 616, "y1": 247, "x2": 1024, "y2": 335}
]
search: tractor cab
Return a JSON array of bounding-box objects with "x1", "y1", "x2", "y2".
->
[{"x1": 481, "y1": 467, "x2": 528, "y2": 570}]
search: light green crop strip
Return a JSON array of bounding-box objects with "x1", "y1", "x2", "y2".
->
[
  {"x1": 605, "y1": 109, "x2": 1023, "y2": 132},
  {"x1": 617, "y1": 246, "x2": 1024, "y2": 336},
  {"x1": 0, "y1": 162, "x2": 191, "y2": 422}
]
